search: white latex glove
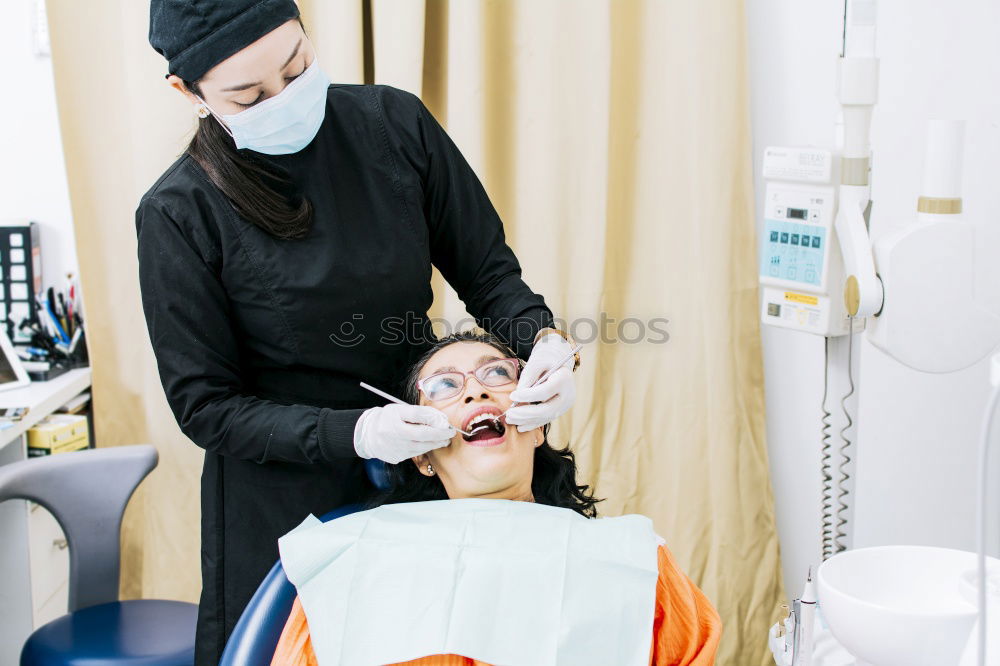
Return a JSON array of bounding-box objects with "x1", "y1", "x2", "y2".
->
[
  {"x1": 353, "y1": 404, "x2": 455, "y2": 464},
  {"x1": 505, "y1": 334, "x2": 577, "y2": 432}
]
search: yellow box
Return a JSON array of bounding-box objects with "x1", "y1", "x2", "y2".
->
[{"x1": 27, "y1": 414, "x2": 90, "y2": 457}]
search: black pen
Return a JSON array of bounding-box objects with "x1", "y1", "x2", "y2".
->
[
  {"x1": 57, "y1": 292, "x2": 70, "y2": 336},
  {"x1": 47, "y1": 287, "x2": 59, "y2": 334}
]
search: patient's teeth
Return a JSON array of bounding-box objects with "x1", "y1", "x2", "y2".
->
[{"x1": 466, "y1": 412, "x2": 502, "y2": 432}]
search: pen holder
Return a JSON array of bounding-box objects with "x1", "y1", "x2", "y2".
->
[
  {"x1": 18, "y1": 319, "x2": 89, "y2": 381},
  {"x1": 67, "y1": 327, "x2": 89, "y2": 367}
]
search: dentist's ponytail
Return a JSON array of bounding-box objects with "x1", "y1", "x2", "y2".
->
[{"x1": 183, "y1": 80, "x2": 314, "y2": 240}]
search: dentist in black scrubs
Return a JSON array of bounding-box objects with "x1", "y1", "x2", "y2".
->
[{"x1": 138, "y1": 1, "x2": 580, "y2": 663}]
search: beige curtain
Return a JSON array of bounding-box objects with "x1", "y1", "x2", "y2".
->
[{"x1": 47, "y1": 0, "x2": 783, "y2": 662}]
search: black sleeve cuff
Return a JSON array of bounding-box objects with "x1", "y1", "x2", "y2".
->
[
  {"x1": 317, "y1": 407, "x2": 367, "y2": 460},
  {"x1": 490, "y1": 307, "x2": 554, "y2": 362}
]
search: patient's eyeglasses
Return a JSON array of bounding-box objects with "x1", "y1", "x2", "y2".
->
[{"x1": 417, "y1": 357, "x2": 522, "y2": 403}]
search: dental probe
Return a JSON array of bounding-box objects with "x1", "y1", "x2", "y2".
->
[
  {"x1": 499, "y1": 344, "x2": 584, "y2": 423},
  {"x1": 359, "y1": 381, "x2": 473, "y2": 436},
  {"x1": 795, "y1": 567, "x2": 817, "y2": 666},
  {"x1": 530, "y1": 344, "x2": 584, "y2": 388},
  {"x1": 786, "y1": 600, "x2": 799, "y2": 666}
]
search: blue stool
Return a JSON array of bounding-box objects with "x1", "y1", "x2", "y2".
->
[
  {"x1": 20, "y1": 600, "x2": 196, "y2": 665},
  {"x1": 0, "y1": 445, "x2": 198, "y2": 665}
]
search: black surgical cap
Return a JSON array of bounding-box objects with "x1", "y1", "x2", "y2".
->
[{"x1": 149, "y1": 0, "x2": 300, "y2": 82}]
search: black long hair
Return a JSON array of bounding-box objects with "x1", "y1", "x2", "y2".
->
[
  {"x1": 368, "y1": 330, "x2": 602, "y2": 518},
  {"x1": 181, "y1": 21, "x2": 313, "y2": 239}
]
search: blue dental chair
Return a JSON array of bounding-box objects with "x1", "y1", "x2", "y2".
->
[
  {"x1": 219, "y1": 458, "x2": 390, "y2": 666},
  {"x1": 0, "y1": 444, "x2": 198, "y2": 666}
]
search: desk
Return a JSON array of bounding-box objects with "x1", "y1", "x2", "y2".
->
[
  {"x1": 0, "y1": 368, "x2": 92, "y2": 452},
  {"x1": 0, "y1": 367, "x2": 92, "y2": 664}
]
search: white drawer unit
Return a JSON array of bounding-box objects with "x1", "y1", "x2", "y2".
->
[{"x1": 28, "y1": 502, "x2": 69, "y2": 627}]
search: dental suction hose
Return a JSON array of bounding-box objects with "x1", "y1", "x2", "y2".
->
[{"x1": 977, "y1": 353, "x2": 1000, "y2": 666}]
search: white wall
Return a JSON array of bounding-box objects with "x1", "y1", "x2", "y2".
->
[
  {"x1": 747, "y1": 0, "x2": 1000, "y2": 600},
  {"x1": 0, "y1": 0, "x2": 79, "y2": 303}
]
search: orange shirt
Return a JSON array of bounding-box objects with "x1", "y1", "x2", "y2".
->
[{"x1": 271, "y1": 544, "x2": 721, "y2": 666}]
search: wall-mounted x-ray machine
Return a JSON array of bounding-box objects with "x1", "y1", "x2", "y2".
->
[
  {"x1": 759, "y1": 147, "x2": 862, "y2": 338},
  {"x1": 762, "y1": 1, "x2": 1000, "y2": 665}
]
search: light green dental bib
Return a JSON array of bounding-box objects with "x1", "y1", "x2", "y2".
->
[{"x1": 278, "y1": 498, "x2": 659, "y2": 666}]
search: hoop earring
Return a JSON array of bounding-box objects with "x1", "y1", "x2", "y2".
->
[{"x1": 426, "y1": 464, "x2": 435, "y2": 476}]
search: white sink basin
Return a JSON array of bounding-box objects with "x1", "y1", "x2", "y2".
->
[{"x1": 816, "y1": 545, "x2": 1000, "y2": 666}]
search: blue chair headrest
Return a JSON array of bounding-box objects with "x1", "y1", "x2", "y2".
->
[{"x1": 365, "y1": 458, "x2": 391, "y2": 491}]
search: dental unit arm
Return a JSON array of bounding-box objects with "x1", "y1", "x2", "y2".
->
[{"x1": 834, "y1": 0, "x2": 882, "y2": 321}]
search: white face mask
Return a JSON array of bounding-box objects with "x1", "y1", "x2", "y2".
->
[{"x1": 197, "y1": 59, "x2": 331, "y2": 155}]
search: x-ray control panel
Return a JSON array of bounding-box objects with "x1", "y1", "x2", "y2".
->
[{"x1": 759, "y1": 183, "x2": 835, "y2": 292}]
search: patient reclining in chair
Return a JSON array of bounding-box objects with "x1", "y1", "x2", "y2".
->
[{"x1": 272, "y1": 331, "x2": 722, "y2": 666}]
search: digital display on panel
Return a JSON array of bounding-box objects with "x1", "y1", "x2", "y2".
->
[{"x1": 787, "y1": 208, "x2": 808, "y2": 220}]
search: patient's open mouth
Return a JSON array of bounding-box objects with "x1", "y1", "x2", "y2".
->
[{"x1": 462, "y1": 410, "x2": 506, "y2": 444}]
